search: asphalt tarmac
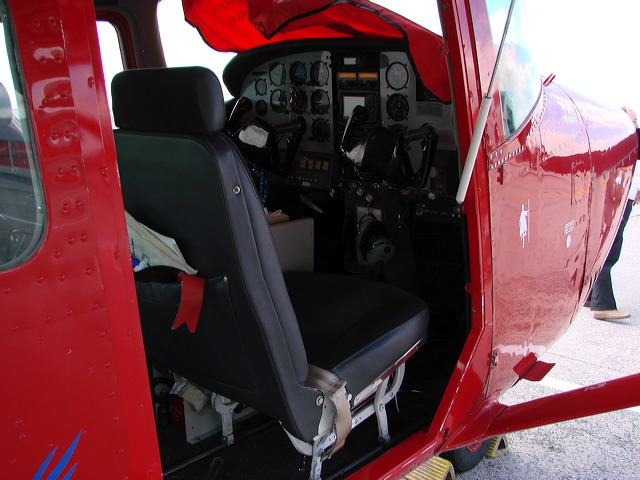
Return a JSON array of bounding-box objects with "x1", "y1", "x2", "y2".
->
[{"x1": 458, "y1": 206, "x2": 640, "y2": 480}]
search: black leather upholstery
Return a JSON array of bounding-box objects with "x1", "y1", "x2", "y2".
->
[
  {"x1": 112, "y1": 67, "x2": 429, "y2": 444},
  {"x1": 284, "y1": 272, "x2": 428, "y2": 398},
  {"x1": 114, "y1": 130, "x2": 323, "y2": 442},
  {"x1": 112, "y1": 66, "x2": 226, "y2": 134}
]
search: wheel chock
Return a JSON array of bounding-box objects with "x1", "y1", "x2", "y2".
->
[
  {"x1": 403, "y1": 456, "x2": 455, "y2": 480},
  {"x1": 485, "y1": 435, "x2": 508, "y2": 459}
]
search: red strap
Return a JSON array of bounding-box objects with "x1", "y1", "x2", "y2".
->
[{"x1": 172, "y1": 273, "x2": 205, "y2": 333}]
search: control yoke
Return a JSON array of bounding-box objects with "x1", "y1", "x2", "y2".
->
[
  {"x1": 341, "y1": 105, "x2": 369, "y2": 156},
  {"x1": 341, "y1": 106, "x2": 437, "y2": 187},
  {"x1": 235, "y1": 116, "x2": 306, "y2": 176}
]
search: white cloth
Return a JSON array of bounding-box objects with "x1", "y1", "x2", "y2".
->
[{"x1": 126, "y1": 211, "x2": 197, "y2": 275}]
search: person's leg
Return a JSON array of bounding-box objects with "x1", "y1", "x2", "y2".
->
[
  {"x1": 590, "y1": 264, "x2": 616, "y2": 311},
  {"x1": 590, "y1": 202, "x2": 632, "y2": 315}
]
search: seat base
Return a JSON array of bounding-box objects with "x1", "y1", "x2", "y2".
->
[
  {"x1": 286, "y1": 363, "x2": 406, "y2": 480},
  {"x1": 284, "y1": 271, "x2": 428, "y2": 399}
]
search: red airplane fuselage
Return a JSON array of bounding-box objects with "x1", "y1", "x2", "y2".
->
[{"x1": 1, "y1": 0, "x2": 638, "y2": 479}]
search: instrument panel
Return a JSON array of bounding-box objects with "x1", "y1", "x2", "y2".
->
[{"x1": 230, "y1": 44, "x2": 454, "y2": 190}]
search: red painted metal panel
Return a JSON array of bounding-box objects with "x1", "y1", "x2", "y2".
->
[
  {"x1": 392, "y1": 0, "x2": 635, "y2": 458},
  {"x1": 484, "y1": 82, "x2": 636, "y2": 406},
  {"x1": 572, "y1": 90, "x2": 638, "y2": 294},
  {"x1": 1, "y1": 0, "x2": 161, "y2": 478},
  {"x1": 1, "y1": 0, "x2": 636, "y2": 478},
  {"x1": 484, "y1": 373, "x2": 640, "y2": 437},
  {"x1": 485, "y1": 84, "x2": 587, "y2": 399},
  {"x1": 443, "y1": 91, "x2": 635, "y2": 452}
]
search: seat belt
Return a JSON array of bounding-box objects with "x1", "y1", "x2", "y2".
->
[{"x1": 306, "y1": 365, "x2": 352, "y2": 455}]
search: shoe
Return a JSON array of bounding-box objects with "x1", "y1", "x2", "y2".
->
[
  {"x1": 593, "y1": 310, "x2": 630, "y2": 320},
  {"x1": 584, "y1": 301, "x2": 591, "y2": 308}
]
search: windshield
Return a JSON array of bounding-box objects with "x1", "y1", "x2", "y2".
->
[
  {"x1": 181, "y1": 0, "x2": 450, "y2": 102},
  {"x1": 486, "y1": 0, "x2": 541, "y2": 137}
]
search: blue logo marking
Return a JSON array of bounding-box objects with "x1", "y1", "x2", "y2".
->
[{"x1": 32, "y1": 430, "x2": 82, "y2": 480}]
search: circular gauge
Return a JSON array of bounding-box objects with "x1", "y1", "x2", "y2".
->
[
  {"x1": 255, "y1": 78, "x2": 267, "y2": 95},
  {"x1": 310, "y1": 61, "x2": 329, "y2": 86},
  {"x1": 269, "y1": 62, "x2": 286, "y2": 86},
  {"x1": 270, "y1": 89, "x2": 287, "y2": 113},
  {"x1": 312, "y1": 118, "x2": 330, "y2": 141},
  {"x1": 289, "y1": 87, "x2": 308, "y2": 114},
  {"x1": 311, "y1": 90, "x2": 330, "y2": 115},
  {"x1": 386, "y1": 93, "x2": 409, "y2": 121},
  {"x1": 256, "y1": 99, "x2": 268, "y2": 116},
  {"x1": 289, "y1": 61, "x2": 307, "y2": 85},
  {"x1": 386, "y1": 62, "x2": 409, "y2": 90}
]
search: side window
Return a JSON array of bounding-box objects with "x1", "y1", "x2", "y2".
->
[
  {"x1": 97, "y1": 21, "x2": 125, "y2": 124},
  {"x1": 0, "y1": 5, "x2": 46, "y2": 270},
  {"x1": 157, "y1": 0, "x2": 236, "y2": 99},
  {"x1": 487, "y1": 0, "x2": 541, "y2": 138}
]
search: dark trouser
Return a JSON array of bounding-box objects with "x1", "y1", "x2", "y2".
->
[{"x1": 590, "y1": 201, "x2": 633, "y2": 311}]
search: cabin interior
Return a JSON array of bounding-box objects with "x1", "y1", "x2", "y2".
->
[{"x1": 1, "y1": 1, "x2": 473, "y2": 478}]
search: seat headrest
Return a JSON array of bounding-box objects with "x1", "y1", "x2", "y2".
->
[
  {"x1": 0, "y1": 83, "x2": 12, "y2": 127},
  {"x1": 112, "y1": 67, "x2": 226, "y2": 134}
]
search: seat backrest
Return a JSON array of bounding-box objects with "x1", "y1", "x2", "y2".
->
[{"x1": 112, "y1": 67, "x2": 322, "y2": 442}]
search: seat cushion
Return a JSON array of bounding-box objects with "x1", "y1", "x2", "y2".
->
[{"x1": 284, "y1": 272, "x2": 429, "y2": 398}]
